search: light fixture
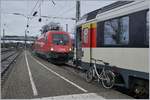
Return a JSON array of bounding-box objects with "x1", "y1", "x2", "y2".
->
[
  {"x1": 50, "y1": 47, "x2": 54, "y2": 51},
  {"x1": 69, "y1": 48, "x2": 72, "y2": 51}
]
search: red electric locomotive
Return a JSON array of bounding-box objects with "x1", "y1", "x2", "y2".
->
[{"x1": 33, "y1": 23, "x2": 74, "y2": 64}]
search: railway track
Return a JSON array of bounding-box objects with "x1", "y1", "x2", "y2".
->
[
  {"x1": 1, "y1": 49, "x2": 21, "y2": 76},
  {"x1": 1, "y1": 48, "x2": 12, "y2": 52}
]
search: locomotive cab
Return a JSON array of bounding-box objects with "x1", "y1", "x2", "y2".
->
[{"x1": 49, "y1": 32, "x2": 74, "y2": 62}]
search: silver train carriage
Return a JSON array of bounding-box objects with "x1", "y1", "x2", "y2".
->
[{"x1": 75, "y1": 0, "x2": 149, "y2": 97}]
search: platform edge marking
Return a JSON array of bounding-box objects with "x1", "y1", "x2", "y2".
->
[
  {"x1": 25, "y1": 51, "x2": 38, "y2": 96},
  {"x1": 30, "y1": 54, "x2": 88, "y2": 93}
]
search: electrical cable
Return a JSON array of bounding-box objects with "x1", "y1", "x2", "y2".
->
[
  {"x1": 29, "y1": 0, "x2": 41, "y2": 16},
  {"x1": 48, "y1": 0, "x2": 56, "y2": 6},
  {"x1": 57, "y1": 5, "x2": 76, "y2": 17},
  {"x1": 39, "y1": 0, "x2": 42, "y2": 22}
]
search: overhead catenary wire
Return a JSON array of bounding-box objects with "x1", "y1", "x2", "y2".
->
[
  {"x1": 57, "y1": 5, "x2": 76, "y2": 17},
  {"x1": 28, "y1": 0, "x2": 44, "y2": 23},
  {"x1": 38, "y1": 0, "x2": 42, "y2": 22},
  {"x1": 56, "y1": 0, "x2": 74, "y2": 17},
  {"x1": 29, "y1": 0, "x2": 55, "y2": 18},
  {"x1": 32, "y1": 0, "x2": 76, "y2": 21},
  {"x1": 29, "y1": 0, "x2": 41, "y2": 17},
  {"x1": 48, "y1": 0, "x2": 56, "y2": 6},
  {"x1": 29, "y1": 0, "x2": 76, "y2": 22}
]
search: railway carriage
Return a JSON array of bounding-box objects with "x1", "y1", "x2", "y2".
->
[{"x1": 75, "y1": 0, "x2": 149, "y2": 97}]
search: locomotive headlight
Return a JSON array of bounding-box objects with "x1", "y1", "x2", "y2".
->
[
  {"x1": 69, "y1": 48, "x2": 72, "y2": 51},
  {"x1": 50, "y1": 48, "x2": 54, "y2": 51}
]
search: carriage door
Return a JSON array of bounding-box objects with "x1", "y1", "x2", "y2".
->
[
  {"x1": 82, "y1": 23, "x2": 96, "y2": 67},
  {"x1": 81, "y1": 23, "x2": 91, "y2": 66},
  {"x1": 76, "y1": 26, "x2": 83, "y2": 66}
]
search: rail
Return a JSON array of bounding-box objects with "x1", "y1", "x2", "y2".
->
[
  {"x1": 1, "y1": 50, "x2": 21, "y2": 76},
  {"x1": 1, "y1": 48, "x2": 13, "y2": 53}
]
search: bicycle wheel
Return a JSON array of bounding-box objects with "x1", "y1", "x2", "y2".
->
[
  {"x1": 85, "y1": 67, "x2": 94, "y2": 83},
  {"x1": 101, "y1": 70, "x2": 115, "y2": 89}
]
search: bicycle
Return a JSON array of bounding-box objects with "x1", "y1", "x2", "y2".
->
[{"x1": 85, "y1": 58, "x2": 115, "y2": 89}]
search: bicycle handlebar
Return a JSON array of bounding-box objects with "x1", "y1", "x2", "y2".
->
[{"x1": 91, "y1": 58, "x2": 109, "y2": 65}]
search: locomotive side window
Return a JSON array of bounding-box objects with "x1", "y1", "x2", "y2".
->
[{"x1": 104, "y1": 16, "x2": 129, "y2": 45}]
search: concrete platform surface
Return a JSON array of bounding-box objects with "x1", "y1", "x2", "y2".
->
[{"x1": 1, "y1": 50, "x2": 133, "y2": 99}]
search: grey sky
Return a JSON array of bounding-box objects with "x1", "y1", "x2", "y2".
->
[{"x1": 1, "y1": 0, "x2": 116, "y2": 37}]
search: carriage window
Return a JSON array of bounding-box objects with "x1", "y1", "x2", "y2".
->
[
  {"x1": 104, "y1": 16, "x2": 129, "y2": 45},
  {"x1": 83, "y1": 28, "x2": 89, "y2": 43},
  {"x1": 104, "y1": 19, "x2": 118, "y2": 45},
  {"x1": 146, "y1": 11, "x2": 149, "y2": 45}
]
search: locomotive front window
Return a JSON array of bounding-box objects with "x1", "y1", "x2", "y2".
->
[{"x1": 52, "y1": 34, "x2": 69, "y2": 45}]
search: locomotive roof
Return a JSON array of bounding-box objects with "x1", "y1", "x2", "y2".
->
[
  {"x1": 46, "y1": 31, "x2": 69, "y2": 33},
  {"x1": 80, "y1": 1, "x2": 134, "y2": 21}
]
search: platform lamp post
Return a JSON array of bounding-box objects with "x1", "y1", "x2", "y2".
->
[
  {"x1": 25, "y1": 23, "x2": 29, "y2": 50},
  {"x1": 12, "y1": 12, "x2": 37, "y2": 49},
  {"x1": 2, "y1": 23, "x2": 6, "y2": 48},
  {"x1": 11, "y1": 13, "x2": 29, "y2": 49}
]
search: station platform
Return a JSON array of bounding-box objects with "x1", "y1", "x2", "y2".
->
[{"x1": 1, "y1": 50, "x2": 133, "y2": 99}]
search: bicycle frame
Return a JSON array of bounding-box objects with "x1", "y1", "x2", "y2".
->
[
  {"x1": 85, "y1": 58, "x2": 115, "y2": 88},
  {"x1": 92, "y1": 60, "x2": 111, "y2": 82}
]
